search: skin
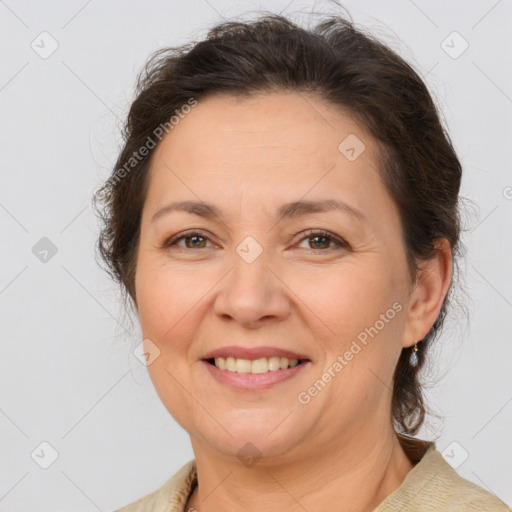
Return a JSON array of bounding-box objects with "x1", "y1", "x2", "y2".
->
[{"x1": 134, "y1": 91, "x2": 453, "y2": 512}]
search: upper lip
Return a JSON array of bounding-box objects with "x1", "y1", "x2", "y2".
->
[{"x1": 201, "y1": 346, "x2": 310, "y2": 361}]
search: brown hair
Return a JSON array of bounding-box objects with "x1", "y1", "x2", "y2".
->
[{"x1": 92, "y1": 10, "x2": 463, "y2": 436}]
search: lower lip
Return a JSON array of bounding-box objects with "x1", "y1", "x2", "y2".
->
[{"x1": 202, "y1": 360, "x2": 311, "y2": 390}]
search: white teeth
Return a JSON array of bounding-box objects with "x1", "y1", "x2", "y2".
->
[
  {"x1": 213, "y1": 356, "x2": 303, "y2": 373},
  {"x1": 236, "y1": 358, "x2": 252, "y2": 373},
  {"x1": 251, "y1": 358, "x2": 268, "y2": 374},
  {"x1": 268, "y1": 356, "x2": 281, "y2": 371}
]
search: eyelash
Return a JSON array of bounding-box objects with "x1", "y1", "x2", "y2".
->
[{"x1": 163, "y1": 229, "x2": 349, "y2": 252}]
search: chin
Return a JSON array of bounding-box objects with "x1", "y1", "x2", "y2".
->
[{"x1": 191, "y1": 417, "x2": 308, "y2": 464}]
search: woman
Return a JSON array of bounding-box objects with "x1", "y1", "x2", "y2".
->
[{"x1": 93, "y1": 9, "x2": 511, "y2": 512}]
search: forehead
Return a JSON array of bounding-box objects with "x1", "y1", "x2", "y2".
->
[
  {"x1": 146, "y1": 92, "x2": 378, "y2": 194},
  {"x1": 156, "y1": 91, "x2": 377, "y2": 166}
]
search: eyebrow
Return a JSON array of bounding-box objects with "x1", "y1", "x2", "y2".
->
[{"x1": 151, "y1": 199, "x2": 367, "y2": 224}]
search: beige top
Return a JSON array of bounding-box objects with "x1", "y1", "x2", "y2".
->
[{"x1": 114, "y1": 435, "x2": 511, "y2": 511}]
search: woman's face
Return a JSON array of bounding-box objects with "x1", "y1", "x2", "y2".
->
[{"x1": 135, "y1": 91, "x2": 418, "y2": 461}]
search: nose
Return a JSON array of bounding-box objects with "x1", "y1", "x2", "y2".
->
[{"x1": 213, "y1": 250, "x2": 291, "y2": 329}]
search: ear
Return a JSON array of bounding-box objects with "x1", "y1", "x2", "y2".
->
[{"x1": 401, "y1": 238, "x2": 453, "y2": 348}]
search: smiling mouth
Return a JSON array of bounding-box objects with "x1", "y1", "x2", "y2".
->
[{"x1": 205, "y1": 356, "x2": 310, "y2": 374}]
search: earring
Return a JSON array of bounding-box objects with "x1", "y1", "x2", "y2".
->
[{"x1": 409, "y1": 342, "x2": 419, "y2": 367}]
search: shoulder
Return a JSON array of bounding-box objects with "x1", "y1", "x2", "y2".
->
[
  {"x1": 430, "y1": 450, "x2": 511, "y2": 511},
  {"x1": 377, "y1": 437, "x2": 511, "y2": 511},
  {"x1": 112, "y1": 460, "x2": 197, "y2": 512}
]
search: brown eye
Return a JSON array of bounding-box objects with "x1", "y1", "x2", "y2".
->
[
  {"x1": 297, "y1": 230, "x2": 348, "y2": 251},
  {"x1": 182, "y1": 234, "x2": 207, "y2": 249},
  {"x1": 164, "y1": 231, "x2": 213, "y2": 249}
]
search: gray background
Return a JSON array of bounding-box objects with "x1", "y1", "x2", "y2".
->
[{"x1": 1, "y1": 0, "x2": 511, "y2": 510}]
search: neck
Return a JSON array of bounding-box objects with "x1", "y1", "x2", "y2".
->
[{"x1": 186, "y1": 428, "x2": 415, "y2": 512}]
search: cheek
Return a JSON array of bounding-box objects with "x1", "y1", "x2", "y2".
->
[
  {"x1": 135, "y1": 259, "x2": 214, "y2": 352},
  {"x1": 299, "y1": 264, "x2": 405, "y2": 395},
  {"x1": 135, "y1": 262, "x2": 209, "y2": 430},
  {"x1": 303, "y1": 261, "x2": 398, "y2": 341}
]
